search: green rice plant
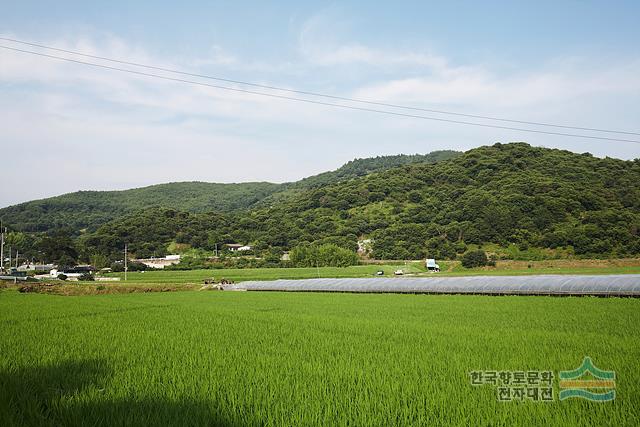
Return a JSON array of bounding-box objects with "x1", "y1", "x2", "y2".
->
[{"x1": 0, "y1": 290, "x2": 638, "y2": 425}]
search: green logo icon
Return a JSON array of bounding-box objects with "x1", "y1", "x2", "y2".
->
[{"x1": 559, "y1": 357, "x2": 616, "y2": 401}]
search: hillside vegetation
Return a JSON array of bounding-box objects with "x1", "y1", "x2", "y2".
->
[
  {"x1": 0, "y1": 151, "x2": 459, "y2": 233},
  {"x1": 4, "y1": 143, "x2": 639, "y2": 262},
  {"x1": 0, "y1": 182, "x2": 281, "y2": 233},
  {"x1": 74, "y1": 143, "x2": 640, "y2": 261},
  {"x1": 286, "y1": 151, "x2": 460, "y2": 189},
  {"x1": 253, "y1": 151, "x2": 461, "y2": 208}
]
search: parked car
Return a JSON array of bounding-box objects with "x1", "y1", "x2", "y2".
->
[{"x1": 394, "y1": 269, "x2": 404, "y2": 275}]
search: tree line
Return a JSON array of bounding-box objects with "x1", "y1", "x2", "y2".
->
[{"x1": 4, "y1": 143, "x2": 639, "y2": 266}]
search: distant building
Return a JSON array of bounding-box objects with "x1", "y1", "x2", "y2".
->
[
  {"x1": 134, "y1": 255, "x2": 181, "y2": 269},
  {"x1": 49, "y1": 269, "x2": 78, "y2": 279},
  {"x1": 62, "y1": 265, "x2": 96, "y2": 274},
  {"x1": 49, "y1": 265, "x2": 96, "y2": 280},
  {"x1": 17, "y1": 263, "x2": 56, "y2": 272},
  {"x1": 0, "y1": 268, "x2": 28, "y2": 281},
  {"x1": 9, "y1": 268, "x2": 27, "y2": 277},
  {"x1": 226, "y1": 244, "x2": 252, "y2": 252}
]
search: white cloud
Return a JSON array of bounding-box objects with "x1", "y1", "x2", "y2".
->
[
  {"x1": 297, "y1": 10, "x2": 447, "y2": 71},
  {"x1": 0, "y1": 34, "x2": 352, "y2": 126},
  {"x1": 0, "y1": 29, "x2": 639, "y2": 207},
  {"x1": 350, "y1": 58, "x2": 640, "y2": 113}
]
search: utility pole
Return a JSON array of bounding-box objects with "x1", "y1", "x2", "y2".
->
[
  {"x1": 15, "y1": 250, "x2": 19, "y2": 268},
  {"x1": 0, "y1": 224, "x2": 4, "y2": 272},
  {"x1": 215, "y1": 243, "x2": 218, "y2": 258},
  {"x1": 124, "y1": 243, "x2": 128, "y2": 281}
]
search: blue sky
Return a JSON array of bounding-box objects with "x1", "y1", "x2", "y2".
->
[{"x1": 1, "y1": 1, "x2": 639, "y2": 207}]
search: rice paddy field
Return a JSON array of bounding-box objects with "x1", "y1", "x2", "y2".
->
[
  {"x1": 105, "y1": 264, "x2": 422, "y2": 284},
  {"x1": 1, "y1": 288, "x2": 639, "y2": 426}
]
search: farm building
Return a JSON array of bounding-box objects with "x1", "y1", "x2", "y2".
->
[
  {"x1": 45, "y1": 265, "x2": 97, "y2": 280},
  {"x1": 0, "y1": 268, "x2": 28, "y2": 281},
  {"x1": 135, "y1": 255, "x2": 181, "y2": 269},
  {"x1": 17, "y1": 263, "x2": 56, "y2": 272}
]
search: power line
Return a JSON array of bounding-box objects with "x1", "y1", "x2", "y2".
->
[
  {"x1": 1, "y1": 44, "x2": 640, "y2": 145},
  {"x1": 2, "y1": 36, "x2": 638, "y2": 137}
]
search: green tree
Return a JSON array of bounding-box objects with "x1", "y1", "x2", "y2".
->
[
  {"x1": 38, "y1": 230, "x2": 78, "y2": 264},
  {"x1": 290, "y1": 243, "x2": 359, "y2": 267},
  {"x1": 461, "y1": 250, "x2": 488, "y2": 268}
]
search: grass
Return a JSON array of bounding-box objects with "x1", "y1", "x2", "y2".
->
[
  {"x1": 433, "y1": 258, "x2": 640, "y2": 277},
  {"x1": 7, "y1": 281, "x2": 200, "y2": 296},
  {"x1": 105, "y1": 264, "x2": 421, "y2": 284},
  {"x1": 1, "y1": 289, "x2": 639, "y2": 426}
]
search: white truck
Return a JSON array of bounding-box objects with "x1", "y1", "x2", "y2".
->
[{"x1": 426, "y1": 259, "x2": 440, "y2": 272}]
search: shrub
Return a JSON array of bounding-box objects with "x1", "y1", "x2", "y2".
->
[
  {"x1": 111, "y1": 261, "x2": 149, "y2": 272},
  {"x1": 487, "y1": 254, "x2": 498, "y2": 267},
  {"x1": 79, "y1": 272, "x2": 94, "y2": 281},
  {"x1": 290, "y1": 243, "x2": 359, "y2": 267},
  {"x1": 57, "y1": 273, "x2": 68, "y2": 281},
  {"x1": 461, "y1": 250, "x2": 488, "y2": 268}
]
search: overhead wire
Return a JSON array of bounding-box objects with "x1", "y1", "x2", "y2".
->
[
  {"x1": 2, "y1": 36, "x2": 638, "y2": 137},
  {"x1": 1, "y1": 42, "x2": 639, "y2": 145}
]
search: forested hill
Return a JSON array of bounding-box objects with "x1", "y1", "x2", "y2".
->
[
  {"x1": 0, "y1": 182, "x2": 282, "y2": 233},
  {"x1": 257, "y1": 143, "x2": 640, "y2": 259},
  {"x1": 79, "y1": 143, "x2": 640, "y2": 261},
  {"x1": 288, "y1": 151, "x2": 460, "y2": 189},
  {"x1": 0, "y1": 151, "x2": 459, "y2": 233},
  {"x1": 253, "y1": 150, "x2": 461, "y2": 207}
]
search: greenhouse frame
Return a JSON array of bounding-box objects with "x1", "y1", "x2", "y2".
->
[{"x1": 227, "y1": 275, "x2": 640, "y2": 296}]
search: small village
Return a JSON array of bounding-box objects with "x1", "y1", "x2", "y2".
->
[
  {"x1": 0, "y1": 230, "x2": 443, "y2": 283},
  {"x1": 0, "y1": 230, "x2": 262, "y2": 282}
]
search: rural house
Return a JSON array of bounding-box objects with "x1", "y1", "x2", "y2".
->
[{"x1": 226, "y1": 244, "x2": 252, "y2": 252}]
